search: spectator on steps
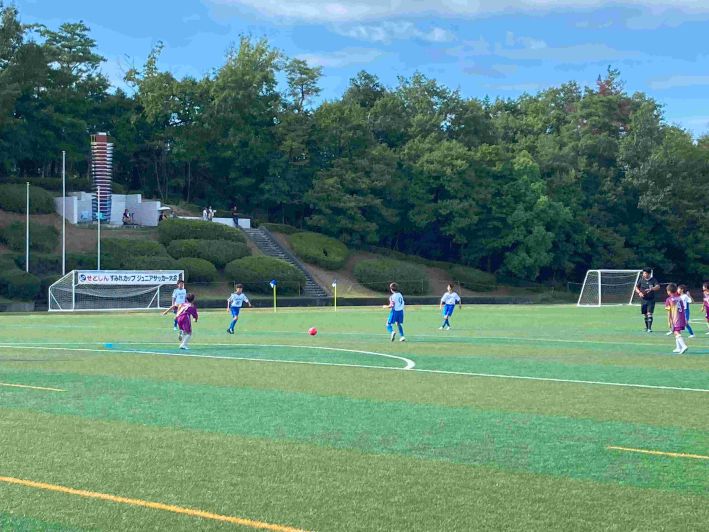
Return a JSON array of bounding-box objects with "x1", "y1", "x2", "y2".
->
[{"x1": 202, "y1": 207, "x2": 208, "y2": 221}]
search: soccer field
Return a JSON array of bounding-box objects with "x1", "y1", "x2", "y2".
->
[{"x1": 0, "y1": 305, "x2": 707, "y2": 531}]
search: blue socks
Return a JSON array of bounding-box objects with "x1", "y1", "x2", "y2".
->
[{"x1": 229, "y1": 318, "x2": 238, "y2": 332}]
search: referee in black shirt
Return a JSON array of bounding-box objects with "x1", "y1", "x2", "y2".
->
[{"x1": 634, "y1": 268, "x2": 660, "y2": 332}]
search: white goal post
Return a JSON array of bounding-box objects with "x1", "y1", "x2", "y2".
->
[
  {"x1": 577, "y1": 269, "x2": 645, "y2": 307},
  {"x1": 48, "y1": 270, "x2": 184, "y2": 312}
]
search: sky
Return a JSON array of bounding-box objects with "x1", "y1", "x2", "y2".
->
[{"x1": 13, "y1": 0, "x2": 709, "y2": 137}]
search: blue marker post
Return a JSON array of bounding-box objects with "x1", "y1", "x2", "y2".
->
[{"x1": 270, "y1": 279, "x2": 277, "y2": 313}]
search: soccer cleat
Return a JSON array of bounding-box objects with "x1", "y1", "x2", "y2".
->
[
  {"x1": 689, "y1": 334, "x2": 695, "y2": 338},
  {"x1": 390, "y1": 331, "x2": 396, "y2": 342},
  {"x1": 179, "y1": 346, "x2": 189, "y2": 350},
  {"x1": 399, "y1": 337, "x2": 406, "y2": 342},
  {"x1": 679, "y1": 346, "x2": 688, "y2": 355},
  {"x1": 173, "y1": 326, "x2": 178, "y2": 331},
  {"x1": 646, "y1": 329, "x2": 652, "y2": 333},
  {"x1": 444, "y1": 326, "x2": 451, "y2": 330},
  {"x1": 438, "y1": 326, "x2": 444, "y2": 330},
  {"x1": 665, "y1": 331, "x2": 673, "y2": 336},
  {"x1": 672, "y1": 349, "x2": 680, "y2": 353},
  {"x1": 227, "y1": 329, "x2": 234, "y2": 334}
]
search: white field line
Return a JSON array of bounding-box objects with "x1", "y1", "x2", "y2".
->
[
  {"x1": 0, "y1": 344, "x2": 707, "y2": 393},
  {"x1": 0, "y1": 343, "x2": 415, "y2": 370}
]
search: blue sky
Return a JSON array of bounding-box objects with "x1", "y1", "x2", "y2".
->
[{"x1": 14, "y1": 0, "x2": 709, "y2": 136}]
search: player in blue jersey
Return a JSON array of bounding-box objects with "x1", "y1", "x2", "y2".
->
[
  {"x1": 171, "y1": 280, "x2": 186, "y2": 331},
  {"x1": 383, "y1": 282, "x2": 406, "y2": 342},
  {"x1": 439, "y1": 283, "x2": 462, "y2": 330},
  {"x1": 226, "y1": 283, "x2": 252, "y2": 334}
]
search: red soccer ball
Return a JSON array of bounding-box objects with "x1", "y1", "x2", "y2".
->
[{"x1": 308, "y1": 327, "x2": 318, "y2": 336}]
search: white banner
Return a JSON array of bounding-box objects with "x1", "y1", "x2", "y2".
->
[{"x1": 76, "y1": 270, "x2": 184, "y2": 285}]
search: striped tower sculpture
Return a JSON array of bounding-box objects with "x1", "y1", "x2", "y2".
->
[{"x1": 90, "y1": 132, "x2": 113, "y2": 222}]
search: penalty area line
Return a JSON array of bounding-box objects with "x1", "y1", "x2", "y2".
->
[
  {"x1": 0, "y1": 382, "x2": 65, "y2": 392},
  {"x1": 607, "y1": 446, "x2": 709, "y2": 461},
  {"x1": 0, "y1": 475, "x2": 310, "y2": 532}
]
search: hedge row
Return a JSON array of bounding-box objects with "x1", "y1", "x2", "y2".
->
[
  {"x1": 261, "y1": 223, "x2": 301, "y2": 235},
  {"x1": 0, "y1": 184, "x2": 56, "y2": 214},
  {"x1": 158, "y1": 218, "x2": 245, "y2": 245},
  {"x1": 449, "y1": 265, "x2": 497, "y2": 291},
  {"x1": 0, "y1": 222, "x2": 58, "y2": 253},
  {"x1": 225, "y1": 256, "x2": 306, "y2": 295},
  {"x1": 353, "y1": 258, "x2": 429, "y2": 295},
  {"x1": 176, "y1": 257, "x2": 218, "y2": 282},
  {"x1": 101, "y1": 238, "x2": 168, "y2": 258},
  {"x1": 167, "y1": 239, "x2": 250, "y2": 268},
  {"x1": 288, "y1": 231, "x2": 349, "y2": 270}
]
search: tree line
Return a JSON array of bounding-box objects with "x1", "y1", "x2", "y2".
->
[{"x1": 0, "y1": 4, "x2": 706, "y2": 284}]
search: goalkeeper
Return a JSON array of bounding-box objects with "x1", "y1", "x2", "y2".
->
[{"x1": 634, "y1": 268, "x2": 660, "y2": 333}]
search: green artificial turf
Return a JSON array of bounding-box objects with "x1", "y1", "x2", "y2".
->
[{"x1": 0, "y1": 305, "x2": 707, "y2": 531}]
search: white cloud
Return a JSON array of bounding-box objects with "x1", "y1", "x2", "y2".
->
[
  {"x1": 496, "y1": 41, "x2": 644, "y2": 63},
  {"x1": 296, "y1": 47, "x2": 384, "y2": 68},
  {"x1": 206, "y1": 0, "x2": 709, "y2": 23},
  {"x1": 649, "y1": 75, "x2": 709, "y2": 90},
  {"x1": 334, "y1": 21, "x2": 455, "y2": 43}
]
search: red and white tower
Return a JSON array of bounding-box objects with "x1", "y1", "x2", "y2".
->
[{"x1": 90, "y1": 132, "x2": 113, "y2": 222}]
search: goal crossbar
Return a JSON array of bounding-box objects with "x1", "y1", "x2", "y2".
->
[
  {"x1": 48, "y1": 270, "x2": 184, "y2": 312},
  {"x1": 577, "y1": 269, "x2": 644, "y2": 307}
]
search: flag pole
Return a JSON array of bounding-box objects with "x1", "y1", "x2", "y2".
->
[
  {"x1": 62, "y1": 150, "x2": 66, "y2": 275},
  {"x1": 25, "y1": 182, "x2": 29, "y2": 272},
  {"x1": 97, "y1": 185, "x2": 101, "y2": 270}
]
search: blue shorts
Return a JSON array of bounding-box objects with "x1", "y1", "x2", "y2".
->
[
  {"x1": 442, "y1": 304, "x2": 455, "y2": 317},
  {"x1": 230, "y1": 306, "x2": 241, "y2": 318},
  {"x1": 387, "y1": 309, "x2": 404, "y2": 325}
]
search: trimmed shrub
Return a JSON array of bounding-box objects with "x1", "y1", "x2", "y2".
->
[
  {"x1": 177, "y1": 257, "x2": 218, "y2": 282},
  {"x1": 288, "y1": 232, "x2": 349, "y2": 270},
  {"x1": 102, "y1": 238, "x2": 168, "y2": 258},
  {"x1": 0, "y1": 270, "x2": 41, "y2": 300},
  {"x1": 38, "y1": 275, "x2": 61, "y2": 302},
  {"x1": 0, "y1": 184, "x2": 56, "y2": 214},
  {"x1": 15, "y1": 253, "x2": 61, "y2": 275},
  {"x1": 158, "y1": 218, "x2": 245, "y2": 245},
  {"x1": 1, "y1": 222, "x2": 58, "y2": 253},
  {"x1": 449, "y1": 265, "x2": 496, "y2": 291},
  {"x1": 261, "y1": 223, "x2": 301, "y2": 235},
  {"x1": 66, "y1": 253, "x2": 96, "y2": 270},
  {"x1": 167, "y1": 239, "x2": 250, "y2": 269},
  {"x1": 130, "y1": 256, "x2": 182, "y2": 270},
  {"x1": 353, "y1": 258, "x2": 429, "y2": 295},
  {"x1": 0, "y1": 254, "x2": 20, "y2": 271},
  {"x1": 224, "y1": 256, "x2": 306, "y2": 295}
]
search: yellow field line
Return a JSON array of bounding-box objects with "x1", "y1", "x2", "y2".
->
[
  {"x1": 607, "y1": 446, "x2": 709, "y2": 460},
  {"x1": 0, "y1": 382, "x2": 65, "y2": 392},
  {"x1": 0, "y1": 476, "x2": 311, "y2": 532}
]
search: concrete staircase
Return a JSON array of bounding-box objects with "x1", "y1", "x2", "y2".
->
[{"x1": 241, "y1": 227, "x2": 328, "y2": 298}]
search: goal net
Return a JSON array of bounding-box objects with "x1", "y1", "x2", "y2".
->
[
  {"x1": 577, "y1": 269, "x2": 644, "y2": 306},
  {"x1": 48, "y1": 270, "x2": 184, "y2": 312}
]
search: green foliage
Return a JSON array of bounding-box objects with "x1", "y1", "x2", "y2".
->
[
  {"x1": 0, "y1": 222, "x2": 58, "y2": 252},
  {"x1": 0, "y1": 270, "x2": 41, "y2": 300},
  {"x1": 0, "y1": 185, "x2": 56, "y2": 214},
  {"x1": 353, "y1": 259, "x2": 429, "y2": 295},
  {"x1": 102, "y1": 238, "x2": 168, "y2": 257},
  {"x1": 167, "y1": 239, "x2": 250, "y2": 268},
  {"x1": 129, "y1": 256, "x2": 182, "y2": 270},
  {"x1": 176, "y1": 257, "x2": 218, "y2": 282},
  {"x1": 448, "y1": 265, "x2": 496, "y2": 292},
  {"x1": 66, "y1": 253, "x2": 96, "y2": 270},
  {"x1": 158, "y1": 219, "x2": 245, "y2": 245},
  {"x1": 261, "y1": 223, "x2": 301, "y2": 235},
  {"x1": 0, "y1": 4, "x2": 706, "y2": 284},
  {"x1": 288, "y1": 232, "x2": 349, "y2": 270},
  {"x1": 224, "y1": 256, "x2": 306, "y2": 294},
  {"x1": 15, "y1": 253, "x2": 61, "y2": 275}
]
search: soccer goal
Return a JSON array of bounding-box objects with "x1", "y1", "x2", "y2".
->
[
  {"x1": 577, "y1": 269, "x2": 644, "y2": 307},
  {"x1": 48, "y1": 270, "x2": 184, "y2": 312}
]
